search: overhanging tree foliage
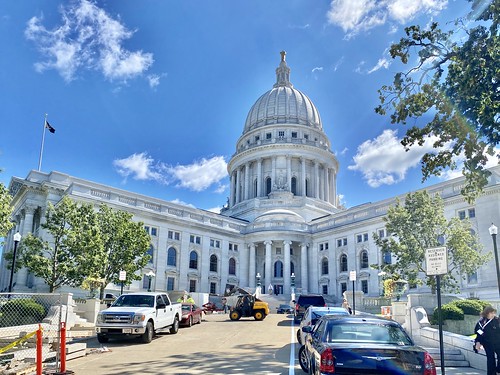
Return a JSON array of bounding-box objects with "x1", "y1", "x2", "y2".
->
[
  {"x1": 376, "y1": 0, "x2": 499, "y2": 202},
  {"x1": 94, "y1": 204, "x2": 151, "y2": 299},
  {"x1": 0, "y1": 181, "x2": 13, "y2": 238},
  {"x1": 18, "y1": 197, "x2": 102, "y2": 292},
  {"x1": 374, "y1": 191, "x2": 490, "y2": 293}
]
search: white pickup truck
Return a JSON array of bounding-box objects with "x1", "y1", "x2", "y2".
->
[{"x1": 96, "y1": 292, "x2": 182, "y2": 343}]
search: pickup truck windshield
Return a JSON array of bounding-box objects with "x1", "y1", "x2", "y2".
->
[{"x1": 113, "y1": 295, "x2": 155, "y2": 307}]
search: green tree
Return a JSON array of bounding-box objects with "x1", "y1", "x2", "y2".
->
[
  {"x1": 376, "y1": 1, "x2": 499, "y2": 202},
  {"x1": 94, "y1": 204, "x2": 151, "y2": 299},
  {"x1": 0, "y1": 181, "x2": 13, "y2": 238},
  {"x1": 18, "y1": 197, "x2": 102, "y2": 292},
  {"x1": 374, "y1": 191, "x2": 490, "y2": 293}
]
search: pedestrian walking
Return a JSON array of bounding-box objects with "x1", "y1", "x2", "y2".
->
[
  {"x1": 342, "y1": 298, "x2": 352, "y2": 314},
  {"x1": 474, "y1": 305, "x2": 500, "y2": 375}
]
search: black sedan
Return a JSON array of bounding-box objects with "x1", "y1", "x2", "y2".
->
[
  {"x1": 301, "y1": 315, "x2": 436, "y2": 374},
  {"x1": 276, "y1": 304, "x2": 293, "y2": 314}
]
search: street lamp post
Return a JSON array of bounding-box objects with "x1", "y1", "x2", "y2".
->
[
  {"x1": 488, "y1": 223, "x2": 500, "y2": 298},
  {"x1": 8, "y1": 232, "x2": 22, "y2": 294},
  {"x1": 290, "y1": 272, "x2": 295, "y2": 294},
  {"x1": 145, "y1": 270, "x2": 155, "y2": 292},
  {"x1": 256, "y1": 273, "x2": 261, "y2": 288}
]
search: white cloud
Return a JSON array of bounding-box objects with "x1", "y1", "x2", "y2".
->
[
  {"x1": 439, "y1": 147, "x2": 500, "y2": 181},
  {"x1": 113, "y1": 153, "x2": 228, "y2": 193},
  {"x1": 169, "y1": 199, "x2": 195, "y2": 208},
  {"x1": 311, "y1": 67, "x2": 324, "y2": 74},
  {"x1": 206, "y1": 206, "x2": 223, "y2": 214},
  {"x1": 367, "y1": 58, "x2": 390, "y2": 73},
  {"x1": 332, "y1": 57, "x2": 344, "y2": 72},
  {"x1": 327, "y1": 0, "x2": 447, "y2": 36},
  {"x1": 25, "y1": 0, "x2": 153, "y2": 82},
  {"x1": 348, "y1": 129, "x2": 446, "y2": 187}
]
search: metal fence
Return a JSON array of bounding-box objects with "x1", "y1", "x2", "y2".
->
[{"x1": 0, "y1": 293, "x2": 63, "y2": 375}]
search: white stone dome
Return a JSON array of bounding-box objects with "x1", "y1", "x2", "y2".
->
[{"x1": 243, "y1": 51, "x2": 322, "y2": 134}]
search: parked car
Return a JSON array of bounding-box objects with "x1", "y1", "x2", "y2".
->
[
  {"x1": 297, "y1": 306, "x2": 349, "y2": 345},
  {"x1": 293, "y1": 294, "x2": 326, "y2": 323},
  {"x1": 276, "y1": 304, "x2": 293, "y2": 314},
  {"x1": 180, "y1": 303, "x2": 203, "y2": 327},
  {"x1": 202, "y1": 302, "x2": 224, "y2": 313},
  {"x1": 301, "y1": 315, "x2": 436, "y2": 375}
]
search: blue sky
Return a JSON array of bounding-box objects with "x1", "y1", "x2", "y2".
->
[{"x1": 0, "y1": 0, "x2": 496, "y2": 213}]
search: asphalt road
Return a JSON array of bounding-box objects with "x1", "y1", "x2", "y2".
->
[
  {"x1": 68, "y1": 312, "x2": 299, "y2": 374},
  {"x1": 66, "y1": 312, "x2": 486, "y2": 375}
]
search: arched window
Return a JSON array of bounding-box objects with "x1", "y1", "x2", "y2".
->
[
  {"x1": 210, "y1": 254, "x2": 218, "y2": 272},
  {"x1": 291, "y1": 177, "x2": 297, "y2": 195},
  {"x1": 147, "y1": 245, "x2": 154, "y2": 264},
  {"x1": 229, "y1": 258, "x2": 236, "y2": 275},
  {"x1": 360, "y1": 250, "x2": 369, "y2": 269},
  {"x1": 266, "y1": 177, "x2": 272, "y2": 195},
  {"x1": 189, "y1": 251, "x2": 198, "y2": 269},
  {"x1": 321, "y1": 257, "x2": 329, "y2": 275},
  {"x1": 274, "y1": 261, "x2": 283, "y2": 277},
  {"x1": 167, "y1": 247, "x2": 177, "y2": 267},
  {"x1": 340, "y1": 254, "x2": 348, "y2": 272}
]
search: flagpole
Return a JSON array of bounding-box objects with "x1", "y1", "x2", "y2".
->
[{"x1": 38, "y1": 114, "x2": 47, "y2": 171}]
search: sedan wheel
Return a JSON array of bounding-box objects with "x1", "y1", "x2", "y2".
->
[
  {"x1": 298, "y1": 346, "x2": 309, "y2": 373},
  {"x1": 297, "y1": 329, "x2": 302, "y2": 344},
  {"x1": 188, "y1": 316, "x2": 193, "y2": 327}
]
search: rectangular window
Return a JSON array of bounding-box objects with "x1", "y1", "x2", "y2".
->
[
  {"x1": 337, "y1": 239, "x2": 342, "y2": 247},
  {"x1": 320, "y1": 243, "x2": 324, "y2": 251},
  {"x1": 468, "y1": 208, "x2": 476, "y2": 218},
  {"x1": 319, "y1": 242, "x2": 329, "y2": 251},
  {"x1": 378, "y1": 229, "x2": 385, "y2": 238},
  {"x1": 341, "y1": 282, "x2": 347, "y2": 295},
  {"x1": 276, "y1": 247, "x2": 282, "y2": 255},
  {"x1": 343, "y1": 238, "x2": 347, "y2": 246},
  {"x1": 361, "y1": 280, "x2": 368, "y2": 294},
  {"x1": 266, "y1": 132, "x2": 272, "y2": 139},
  {"x1": 142, "y1": 275, "x2": 150, "y2": 290},
  {"x1": 291, "y1": 132, "x2": 297, "y2": 138},
  {"x1": 144, "y1": 226, "x2": 150, "y2": 234},
  {"x1": 210, "y1": 282, "x2": 217, "y2": 294},
  {"x1": 229, "y1": 243, "x2": 239, "y2": 251},
  {"x1": 357, "y1": 234, "x2": 362, "y2": 243},
  {"x1": 190, "y1": 235, "x2": 201, "y2": 244},
  {"x1": 304, "y1": 134, "x2": 309, "y2": 140},
  {"x1": 189, "y1": 279, "x2": 197, "y2": 293},
  {"x1": 363, "y1": 233, "x2": 369, "y2": 242},
  {"x1": 210, "y1": 239, "x2": 221, "y2": 248},
  {"x1": 255, "y1": 135, "x2": 260, "y2": 142},
  {"x1": 150, "y1": 227, "x2": 157, "y2": 236},
  {"x1": 278, "y1": 130, "x2": 285, "y2": 138},
  {"x1": 167, "y1": 277, "x2": 175, "y2": 291},
  {"x1": 458, "y1": 210, "x2": 466, "y2": 220},
  {"x1": 322, "y1": 285, "x2": 328, "y2": 295}
]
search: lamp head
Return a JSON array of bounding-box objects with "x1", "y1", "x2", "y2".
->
[
  {"x1": 13, "y1": 232, "x2": 21, "y2": 242},
  {"x1": 489, "y1": 223, "x2": 498, "y2": 236}
]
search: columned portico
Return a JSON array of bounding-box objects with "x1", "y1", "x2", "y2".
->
[
  {"x1": 248, "y1": 243, "x2": 256, "y2": 288},
  {"x1": 264, "y1": 240, "x2": 272, "y2": 289},
  {"x1": 283, "y1": 240, "x2": 292, "y2": 293}
]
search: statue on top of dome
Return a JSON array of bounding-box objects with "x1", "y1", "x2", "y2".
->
[{"x1": 280, "y1": 50, "x2": 286, "y2": 62}]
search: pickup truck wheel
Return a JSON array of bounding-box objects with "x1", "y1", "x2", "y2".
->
[
  {"x1": 170, "y1": 316, "x2": 179, "y2": 334},
  {"x1": 254, "y1": 310, "x2": 265, "y2": 321},
  {"x1": 141, "y1": 321, "x2": 154, "y2": 343},
  {"x1": 97, "y1": 334, "x2": 108, "y2": 343}
]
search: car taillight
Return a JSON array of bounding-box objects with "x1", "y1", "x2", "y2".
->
[
  {"x1": 295, "y1": 304, "x2": 299, "y2": 311},
  {"x1": 423, "y1": 352, "x2": 436, "y2": 375},
  {"x1": 320, "y1": 348, "x2": 335, "y2": 373}
]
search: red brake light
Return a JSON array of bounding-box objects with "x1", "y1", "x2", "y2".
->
[
  {"x1": 320, "y1": 348, "x2": 335, "y2": 373},
  {"x1": 423, "y1": 352, "x2": 436, "y2": 375},
  {"x1": 295, "y1": 304, "x2": 299, "y2": 311}
]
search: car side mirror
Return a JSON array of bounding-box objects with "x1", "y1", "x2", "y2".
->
[
  {"x1": 302, "y1": 326, "x2": 312, "y2": 333},
  {"x1": 292, "y1": 300, "x2": 296, "y2": 303}
]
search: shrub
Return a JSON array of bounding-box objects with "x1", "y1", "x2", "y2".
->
[
  {"x1": 451, "y1": 299, "x2": 484, "y2": 316},
  {"x1": 0, "y1": 298, "x2": 46, "y2": 327},
  {"x1": 431, "y1": 303, "x2": 464, "y2": 324}
]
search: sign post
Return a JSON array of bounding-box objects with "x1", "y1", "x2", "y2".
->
[
  {"x1": 349, "y1": 270, "x2": 356, "y2": 314},
  {"x1": 426, "y1": 247, "x2": 448, "y2": 375},
  {"x1": 119, "y1": 270, "x2": 126, "y2": 295}
]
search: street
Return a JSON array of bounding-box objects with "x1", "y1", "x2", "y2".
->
[{"x1": 69, "y1": 312, "x2": 299, "y2": 374}]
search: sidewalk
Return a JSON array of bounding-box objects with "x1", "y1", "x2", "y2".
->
[{"x1": 438, "y1": 367, "x2": 486, "y2": 375}]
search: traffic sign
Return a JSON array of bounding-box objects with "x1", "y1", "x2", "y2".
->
[
  {"x1": 425, "y1": 247, "x2": 448, "y2": 276},
  {"x1": 119, "y1": 270, "x2": 127, "y2": 281},
  {"x1": 349, "y1": 270, "x2": 357, "y2": 281}
]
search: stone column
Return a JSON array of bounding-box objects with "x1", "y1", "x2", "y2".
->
[
  {"x1": 244, "y1": 163, "x2": 250, "y2": 200},
  {"x1": 301, "y1": 243, "x2": 308, "y2": 294},
  {"x1": 314, "y1": 162, "x2": 320, "y2": 198},
  {"x1": 284, "y1": 240, "x2": 292, "y2": 294},
  {"x1": 272, "y1": 157, "x2": 277, "y2": 189},
  {"x1": 17, "y1": 206, "x2": 36, "y2": 289},
  {"x1": 332, "y1": 171, "x2": 337, "y2": 206},
  {"x1": 286, "y1": 156, "x2": 291, "y2": 192},
  {"x1": 236, "y1": 168, "x2": 241, "y2": 204},
  {"x1": 248, "y1": 243, "x2": 256, "y2": 288},
  {"x1": 325, "y1": 167, "x2": 330, "y2": 203},
  {"x1": 230, "y1": 172, "x2": 235, "y2": 207},
  {"x1": 257, "y1": 159, "x2": 262, "y2": 197},
  {"x1": 264, "y1": 240, "x2": 272, "y2": 292},
  {"x1": 301, "y1": 157, "x2": 306, "y2": 196}
]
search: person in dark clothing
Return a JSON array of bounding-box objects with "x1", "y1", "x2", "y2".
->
[{"x1": 474, "y1": 306, "x2": 500, "y2": 375}]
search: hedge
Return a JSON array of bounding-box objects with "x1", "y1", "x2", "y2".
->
[{"x1": 0, "y1": 298, "x2": 46, "y2": 327}]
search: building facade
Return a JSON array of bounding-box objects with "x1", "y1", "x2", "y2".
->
[{"x1": 2, "y1": 52, "x2": 500, "y2": 301}]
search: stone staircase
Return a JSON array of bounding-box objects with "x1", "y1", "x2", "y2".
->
[{"x1": 424, "y1": 347, "x2": 470, "y2": 367}]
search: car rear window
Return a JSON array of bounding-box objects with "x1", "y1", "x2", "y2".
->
[
  {"x1": 326, "y1": 322, "x2": 412, "y2": 346},
  {"x1": 298, "y1": 296, "x2": 325, "y2": 306}
]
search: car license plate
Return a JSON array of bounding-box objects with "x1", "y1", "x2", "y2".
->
[{"x1": 122, "y1": 329, "x2": 132, "y2": 334}]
